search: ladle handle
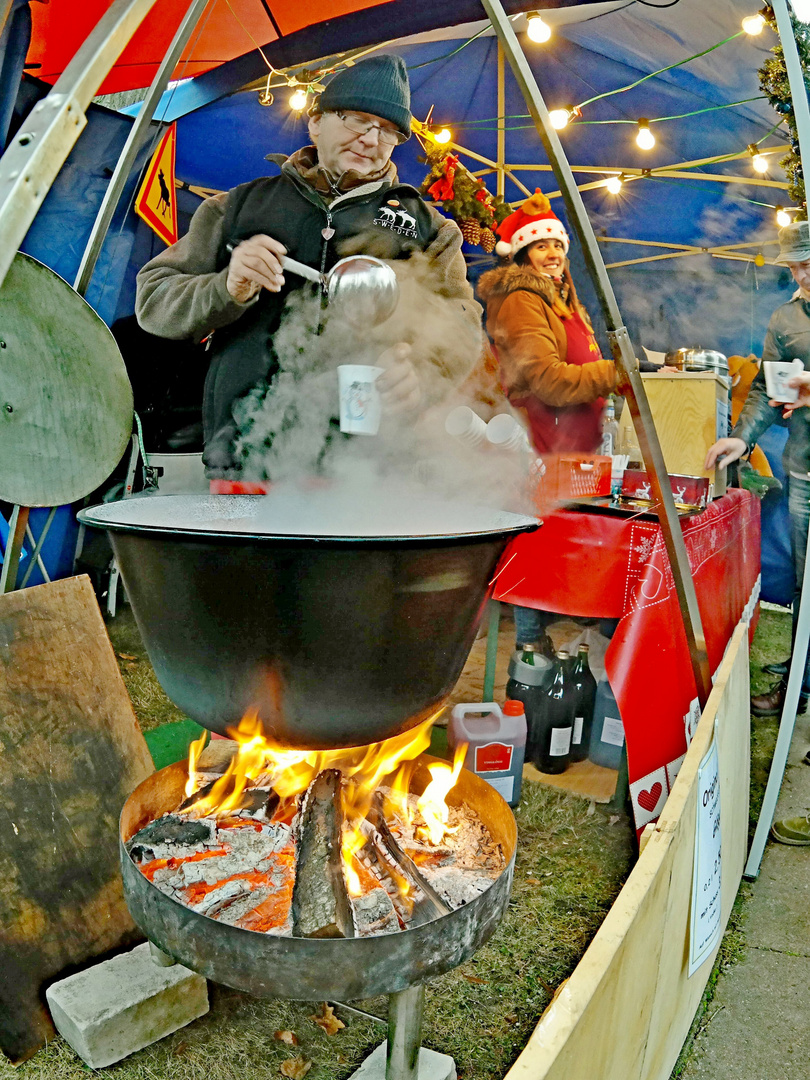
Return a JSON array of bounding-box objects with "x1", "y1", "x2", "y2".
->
[{"x1": 280, "y1": 255, "x2": 323, "y2": 286}]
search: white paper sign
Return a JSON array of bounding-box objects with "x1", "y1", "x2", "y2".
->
[{"x1": 689, "y1": 738, "x2": 722, "y2": 976}]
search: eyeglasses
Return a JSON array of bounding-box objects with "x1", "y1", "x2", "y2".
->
[{"x1": 333, "y1": 111, "x2": 407, "y2": 146}]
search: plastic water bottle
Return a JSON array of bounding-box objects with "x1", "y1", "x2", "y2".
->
[
  {"x1": 448, "y1": 701, "x2": 527, "y2": 807},
  {"x1": 589, "y1": 676, "x2": 625, "y2": 769}
]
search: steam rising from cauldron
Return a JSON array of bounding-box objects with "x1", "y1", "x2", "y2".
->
[{"x1": 230, "y1": 251, "x2": 534, "y2": 514}]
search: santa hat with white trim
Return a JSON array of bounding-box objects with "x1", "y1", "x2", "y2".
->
[{"x1": 494, "y1": 189, "x2": 569, "y2": 259}]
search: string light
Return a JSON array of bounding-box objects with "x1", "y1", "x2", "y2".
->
[
  {"x1": 526, "y1": 11, "x2": 552, "y2": 43},
  {"x1": 748, "y1": 143, "x2": 769, "y2": 173},
  {"x1": 289, "y1": 87, "x2": 308, "y2": 111},
  {"x1": 776, "y1": 205, "x2": 792, "y2": 227},
  {"x1": 549, "y1": 108, "x2": 571, "y2": 130},
  {"x1": 741, "y1": 12, "x2": 766, "y2": 33},
  {"x1": 605, "y1": 175, "x2": 623, "y2": 195},
  {"x1": 433, "y1": 128, "x2": 452, "y2": 144},
  {"x1": 636, "y1": 119, "x2": 656, "y2": 150}
]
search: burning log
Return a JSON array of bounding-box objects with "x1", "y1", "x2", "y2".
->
[
  {"x1": 292, "y1": 771, "x2": 354, "y2": 940},
  {"x1": 126, "y1": 815, "x2": 216, "y2": 861}
]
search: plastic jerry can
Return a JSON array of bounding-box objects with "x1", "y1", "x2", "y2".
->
[
  {"x1": 448, "y1": 701, "x2": 527, "y2": 807},
  {"x1": 588, "y1": 676, "x2": 625, "y2": 769}
]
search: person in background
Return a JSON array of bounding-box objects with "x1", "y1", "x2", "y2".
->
[
  {"x1": 477, "y1": 190, "x2": 661, "y2": 647},
  {"x1": 707, "y1": 220, "x2": 810, "y2": 729},
  {"x1": 135, "y1": 55, "x2": 481, "y2": 492}
]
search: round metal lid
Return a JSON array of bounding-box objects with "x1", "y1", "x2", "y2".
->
[
  {"x1": 0, "y1": 253, "x2": 133, "y2": 507},
  {"x1": 78, "y1": 491, "x2": 539, "y2": 542}
]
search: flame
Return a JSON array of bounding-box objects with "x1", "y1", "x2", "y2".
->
[
  {"x1": 181, "y1": 707, "x2": 467, "y2": 886},
  {"x1": 416, "y1": 744, "x2": 467, "y2": 845},
  {"x1": 184, "y1": 730, "x2": 209, "y2": 798}
]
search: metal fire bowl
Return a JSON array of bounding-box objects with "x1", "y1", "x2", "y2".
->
[
  {"x1": 120, "y1": 756, "x2": 517, "y2": 1001},
  {"x1": 80, "y1": 494, "x2": 537, "y2": 748}
]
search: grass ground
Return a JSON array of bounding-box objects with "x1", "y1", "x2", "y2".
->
[{"x1": 4, "y1": 605, "x2": 787, "y2": 1080}]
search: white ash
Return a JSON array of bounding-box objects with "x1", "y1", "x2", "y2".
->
[
  {"x1": 180, "y1": 823, "x2": 291, "y2": 886},
  {"x1": 192, "y1": 878, "x2": 254, "y2": 917},
  {"x1": 425, "y1": 866, "x2": 493, "y2": 907},
  {"x1": 351, "y1": 886, "x2": 400, "y2": 937}
]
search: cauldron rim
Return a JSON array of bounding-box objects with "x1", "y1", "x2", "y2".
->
[{"x1": 78, "y1": 492, "x2": 539, "y2": 546}]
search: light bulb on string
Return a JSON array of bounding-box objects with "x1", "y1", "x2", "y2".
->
[
  {"x1": 742, "y1": 13, "x2": 766, "y2": 33},
  {"x1": 748, "y1": 143, "x2": 769, "y2": 173},
  {"x1": 635, "y1": 119, "x2": 655, "y2": 151},
  {"x1": 754, "y1": 253, "x2": 766, "y2": 267},
  {"x1": 549, "y1": 108, "x2": 571, "y2": 131},
  {"x1": 526, "y1": 11, "x2": 552, "y2": 42},
  {"x1": 433, "y1": 127, "x2": 452, "y2": 144},
  {"x1": 605, "y1": 175, "x2": 623, "y2": 195},
  {"x1": 776, "y1": 205, "x2": 792, "y2": 227},
  {"x1": 289, "y1": 87, "x2": 308, "y2": 111}
]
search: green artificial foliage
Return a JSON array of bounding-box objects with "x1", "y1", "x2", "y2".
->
[
  {"x1": 420, "y1": 147, "x2": 512, "y2": 230},
  {"x1": 759, "y1": 5, "x2": 810, "y2": 219}
]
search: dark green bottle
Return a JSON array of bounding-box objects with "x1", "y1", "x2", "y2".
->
[
  {"x1": 532, "y1": 650, "x2": 574, "y2": 774},
  {"x1": 569, "y1": 644, "x2": 597, "y2": 763}
]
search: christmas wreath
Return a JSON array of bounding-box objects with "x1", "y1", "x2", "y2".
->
[{"x1": 420, "y1": 149, "x2": 512, "y2": 252}]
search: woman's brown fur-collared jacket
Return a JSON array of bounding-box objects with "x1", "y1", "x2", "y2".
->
[{"x1": 477, "y1": 261, "x2": 616, "y2": 407}]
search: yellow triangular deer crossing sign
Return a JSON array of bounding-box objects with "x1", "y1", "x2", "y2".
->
[{"x1": 135, "y1": 124, "x2": 178, "y2": 246}]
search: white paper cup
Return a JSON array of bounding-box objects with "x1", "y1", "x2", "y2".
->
[
  {"x1": 763, "y1": 358, "x2": 803, "y2": 403},
  {"x1": 486, "y1": 413, "x2": 531, "y2": 452},
  {"x1": 338, "y1": 365, "x2": 384, "y2": 435},
  {"x1": 444, "y1": 405, "x2": 488, "y2": 447}
]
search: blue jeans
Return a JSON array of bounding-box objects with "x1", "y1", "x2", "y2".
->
[
  {"x1": 513, "y1": 605, "x2": 549, "y2": 646},
  {"x1": 787, "y1": 476, "x2": 810, "y2": 695}
]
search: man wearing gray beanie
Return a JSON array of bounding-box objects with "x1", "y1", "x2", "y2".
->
[{"x1": 135, "y1": 54, "x2": 482, "y2": 487}]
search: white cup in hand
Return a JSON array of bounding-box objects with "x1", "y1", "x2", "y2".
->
[{"x1": 338, "y1": 365, "x2": 384, "y2": 435}]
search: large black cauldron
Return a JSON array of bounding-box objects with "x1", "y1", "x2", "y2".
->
[{"x1": 80, "y1": 490, "x2": 536, "y2": 747}]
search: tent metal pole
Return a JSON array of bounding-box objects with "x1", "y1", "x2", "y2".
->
[
  {"x1": 74, "y1": 0, "x2": 213, "y2": 297},
  {"x1": 496, "y1": 42, "x2": 505, "y2": 199},
  {"x1": 0, "y1": 0, "x2": 161, "y2": 292},
  {"x1": 744, "y1": 0, "x2": 810, "y2": 880},
  {"x1": 480, "y1": 0, "x2": 712, "y2": 709}
]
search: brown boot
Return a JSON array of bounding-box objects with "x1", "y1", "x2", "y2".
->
[{"x1": 751, "y1": 680, "x2": 810, "y2": 717}]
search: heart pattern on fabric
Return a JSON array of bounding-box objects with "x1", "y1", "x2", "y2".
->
[{"x1": 637, "y1": 782, "x2": 663, "y2": 812}]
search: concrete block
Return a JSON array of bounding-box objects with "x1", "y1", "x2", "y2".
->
[
  {"x1": 348, "y1": 1041, "x2": 456, "y2": 1080},
  {"x1": 46, "y1": 942, "x2": 208, "y2": 1068}
]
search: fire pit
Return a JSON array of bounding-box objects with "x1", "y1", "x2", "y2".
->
[{"x1": 120, "y1": 730, "x2": 516, "y2": 1080}]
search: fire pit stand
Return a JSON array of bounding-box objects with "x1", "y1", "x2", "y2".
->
[{"x1": 121, "y1": 758, "x2": 517, "y2": 1080}]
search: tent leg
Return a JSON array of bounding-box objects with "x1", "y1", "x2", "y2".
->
[
  {"x1": 74, "y1": 0, "x2": 214, "y2": 296},
  {"x1": 0, "y1": 0, "x2": 162, "y2": 292},
  {"x1": 744, "y1": 0, "x2": 810, "y2": 880},
  {"x1": 479, "y1": 0, "x2": 711, "y2": 710}
]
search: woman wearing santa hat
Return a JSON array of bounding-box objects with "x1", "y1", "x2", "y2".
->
[{"x1": 477, "y1": 189, "x2": 618, "y2": 455}]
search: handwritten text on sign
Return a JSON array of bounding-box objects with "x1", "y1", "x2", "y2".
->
[{"x1": 689, "y1": 737, "x2": 722, "y2": 976}]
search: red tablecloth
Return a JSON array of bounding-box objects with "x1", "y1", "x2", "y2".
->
[{"x1": 493, "y1": 489, "x2": 761, "y2": 831}]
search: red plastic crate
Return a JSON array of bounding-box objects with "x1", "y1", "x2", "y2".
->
[{"x1": 533, "y1": 453, "x2": 612, "y2": 512}]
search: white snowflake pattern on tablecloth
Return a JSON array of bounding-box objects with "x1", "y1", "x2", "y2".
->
[{"x1": 633, "y1": 535, "x2": 656, "y2": 562}]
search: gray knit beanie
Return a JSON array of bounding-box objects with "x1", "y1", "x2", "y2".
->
[{"x1": 316, "y1": 55, "x2": 411, "y2": 140}]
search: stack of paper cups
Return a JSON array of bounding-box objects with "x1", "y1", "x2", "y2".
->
[
  {"x1": 444, "y1": 406, "x2": 488, "y2": 447},
  {"x1": 486, "y1": 413, "x2": 531, "y2": 453}
]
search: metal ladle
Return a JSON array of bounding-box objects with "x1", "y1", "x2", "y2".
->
[{"x1": 281, "y1": 254, "x2": 399, "y2": 328}]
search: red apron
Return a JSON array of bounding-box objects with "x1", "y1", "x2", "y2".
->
[{"x1": 514, "y1": 309, "x2": 604, "y2": 455}]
